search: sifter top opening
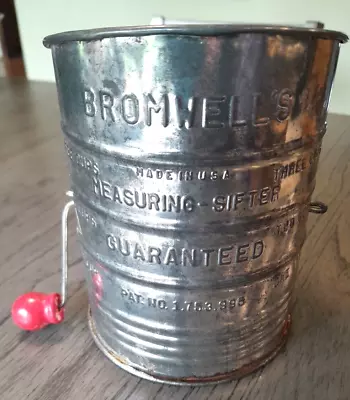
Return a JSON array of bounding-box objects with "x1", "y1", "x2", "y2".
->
[{"x1": 43, "y1": 24, "x2": 349, "y2": 47}]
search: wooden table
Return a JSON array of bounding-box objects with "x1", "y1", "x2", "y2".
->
[{"x1": 1, "y1": 78, "x2": 350, "y2": 400}]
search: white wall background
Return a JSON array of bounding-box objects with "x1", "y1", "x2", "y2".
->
[{"x1": 14, "y1": 0, "x2": 350, "y2": 115}]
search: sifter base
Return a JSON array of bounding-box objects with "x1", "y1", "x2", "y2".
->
[{"x1": 88, "y1": 307, "x2": 291, "y2": 386}]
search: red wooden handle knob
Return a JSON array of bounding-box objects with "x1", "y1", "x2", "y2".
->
[{"x1": 11, "y1": 292, "x2": 64, "y2": 331}]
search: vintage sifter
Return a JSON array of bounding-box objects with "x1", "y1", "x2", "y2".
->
[{"x1": 11, "y1": 21, "x2": 348, "y2": 385}]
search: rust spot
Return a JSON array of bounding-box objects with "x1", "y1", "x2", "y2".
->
[
  {"x1": 282, "y1": 314, "x2": 292, "y2": 337},
  {"x1": 109, "y1": 350, "x2": 128, "y2": 366}
]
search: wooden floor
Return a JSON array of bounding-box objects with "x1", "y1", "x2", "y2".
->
[{"x1": 1, "y1": 78, "x2": 350, "y2": 400}]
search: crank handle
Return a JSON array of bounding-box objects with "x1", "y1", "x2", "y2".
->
[
  {"x1": 11, "y1": 194, "x2": 74, "y2": 331},
  {"x1": 11, "y1": 292, "x2": 64, "y2": 331}
]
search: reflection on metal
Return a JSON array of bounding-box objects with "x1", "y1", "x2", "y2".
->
[
  {"x1": 309, "y1": 201, "x2": 328, "y2": 214},
  {"x1": 45, "y1": 23, "x2": 347, "y2": 385},
  {"x1": 60, "y1": 195, "x2": 75, "y2": 308}
]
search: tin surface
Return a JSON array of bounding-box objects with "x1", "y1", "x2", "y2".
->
[{"x1": 44, "y1": 24, "x2": 347, "y2": 384}]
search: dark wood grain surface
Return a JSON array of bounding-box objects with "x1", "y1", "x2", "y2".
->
[{"x1": 1, "y1": 78, "x2": 350, "y2": 400}]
